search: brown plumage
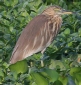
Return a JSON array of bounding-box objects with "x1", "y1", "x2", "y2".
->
[{"x1": 10, "y1": 6, "x2": 72, "y2": 64}]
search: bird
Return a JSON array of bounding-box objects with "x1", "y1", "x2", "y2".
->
[{"x1": 10, "y1": 6, "x2": 72, "y2": 64}]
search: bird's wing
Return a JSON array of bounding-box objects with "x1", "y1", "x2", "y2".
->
[{"x1": 10, "y1": 15, "x2": 60, "y2": 64}]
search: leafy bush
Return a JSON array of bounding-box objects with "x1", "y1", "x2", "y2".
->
[{"x1": 0, "y1": 0, "x2": 81, "y2": 85}]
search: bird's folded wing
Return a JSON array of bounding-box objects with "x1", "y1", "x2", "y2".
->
[{"x1": 10, "y1": 15, "x2": 54, "y2": 64}]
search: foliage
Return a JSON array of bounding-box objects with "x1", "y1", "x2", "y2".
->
[{"x1": 0, "y1": 0, "x2": 81, "y2": 85}]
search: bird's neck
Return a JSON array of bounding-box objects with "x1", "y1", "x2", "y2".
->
[{"x1": 41, "y1": 13, "x2": 62, "y2": 24}]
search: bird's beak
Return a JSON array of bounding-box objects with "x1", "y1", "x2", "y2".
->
[{"x1": 62, "y1": 10, "x2": 73, "y2": 15}]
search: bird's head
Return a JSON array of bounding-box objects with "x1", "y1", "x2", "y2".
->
[{"x1": 42, "y1": 6, "x2": 72, "y2": 16}]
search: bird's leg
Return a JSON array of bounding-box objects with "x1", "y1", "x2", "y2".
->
[
  {"x1": 30, "y1": 61, "x2": 33, "y2": 67},
  {"x1": 41, "y1": 58, "x2": 44, "y2": 67},
  {"x1": 41, "y1": 48, "x2": 46, "y2": 67},
  {"x1": 28, "y1": 60, "x2": 33, "y2": 67}
]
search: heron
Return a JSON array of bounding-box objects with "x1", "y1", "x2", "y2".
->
[{"x1": 10, "y1": 6, "x2": 72, "y2": 64}]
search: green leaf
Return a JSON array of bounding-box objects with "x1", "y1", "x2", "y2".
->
[
  {"x1": 78, "y1": 28, "x2": 81, "y2": 36},
  {"x1": 74, "y1": 72, "x2": 81, "y2": 85},
  {"x1": 59, "y1": 75, "x2": 68, "y2": 85},
  {"x1": 64, "y1": 28, "x2": 70, "y2": 35},
  {"x1": 42, "y1": 68, "x2": 59, "y2": 82},
  {"x1": 30, "y1": 72, "x2": 49, "y2": 85},
  {"x1": 32, "y1": 82, "x2": 37, "y2": 85},
  {"x1": 9, "y1": 60, "x2": 28, "y2": 74},
  {"x1": 49, "y1": 60, "x2": 65, "y2": 70},
  {"x1": 70, "y1": 67, "x2": 81, "y2": 76},
  {"x1": 0, "y1": 69, "x2": 4, "y2": 77},
  {"x1": 53, "y1": 80, "x2": 63, "y2": 85}
]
